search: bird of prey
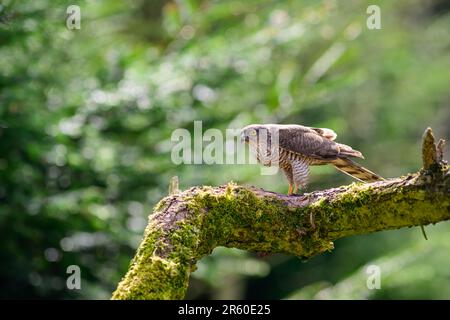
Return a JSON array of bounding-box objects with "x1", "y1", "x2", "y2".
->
[{"x1": 241, "y1": 124, "x2": 383, "y2": 195}]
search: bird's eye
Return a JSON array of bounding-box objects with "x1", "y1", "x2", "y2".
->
[{"x1": 249, "y1": 129, "x2": 257, "y2": 136}]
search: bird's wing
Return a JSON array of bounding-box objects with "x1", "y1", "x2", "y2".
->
[{"x1": 278, "y1": 126, "x2": 341, "y2": 160}]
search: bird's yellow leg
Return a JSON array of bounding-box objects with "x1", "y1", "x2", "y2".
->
[
  {"x1": 288, "y1": 184, "x2": 293, "y2": 195},
  {"x1": 293, "y1": 184, "x2": 298, "y2": 194}
]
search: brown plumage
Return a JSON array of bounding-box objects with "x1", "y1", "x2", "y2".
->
[{"x1": 241, "y1": 124, "x2": 383, "y2": 195}]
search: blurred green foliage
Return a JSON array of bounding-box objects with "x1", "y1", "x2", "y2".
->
[{"x1": 0, "y1": 0, "x2": 449, "y2": 299}]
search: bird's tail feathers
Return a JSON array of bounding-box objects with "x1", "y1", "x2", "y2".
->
[{"x1": 332, "y1": 157, "x2": 383, "y2": 182}]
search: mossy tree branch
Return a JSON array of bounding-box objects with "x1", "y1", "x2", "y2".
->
[{"x1": 112, "y1": 128, "x2": 449, "y2": 300}]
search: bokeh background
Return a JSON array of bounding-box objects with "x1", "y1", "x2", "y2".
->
[{"x1": 1, "y1": 0, "x2": 449, "y2": 299}]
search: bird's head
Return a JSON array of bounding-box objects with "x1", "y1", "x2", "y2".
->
[
  {"x1": 241, "y1": 124, "x2": 281, "y2": 143},
  {"x1": 240, "y1": 124, "x2": 258, "y2": 143}
]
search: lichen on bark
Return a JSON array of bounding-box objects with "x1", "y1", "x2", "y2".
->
[{"x1": 112, "y1": 128, "x2": 449, "y2": 300}]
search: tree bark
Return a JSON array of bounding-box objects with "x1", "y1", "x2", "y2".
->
[{"x1": 112, "y1": 128, "x2": 449, "y2": 300}]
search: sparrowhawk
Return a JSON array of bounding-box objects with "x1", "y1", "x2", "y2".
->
[{"x1": 241, "y1": 124, "x2": 383, "y2": 195}]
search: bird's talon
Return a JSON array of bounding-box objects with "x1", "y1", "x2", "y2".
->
[{"x1": 288, "y1": 184, "x2": 293, "y2": 195}]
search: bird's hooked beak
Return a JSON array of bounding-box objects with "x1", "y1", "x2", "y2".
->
[{"x1": 240, "y1": 131, "x2": 249, "y2": 143}]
